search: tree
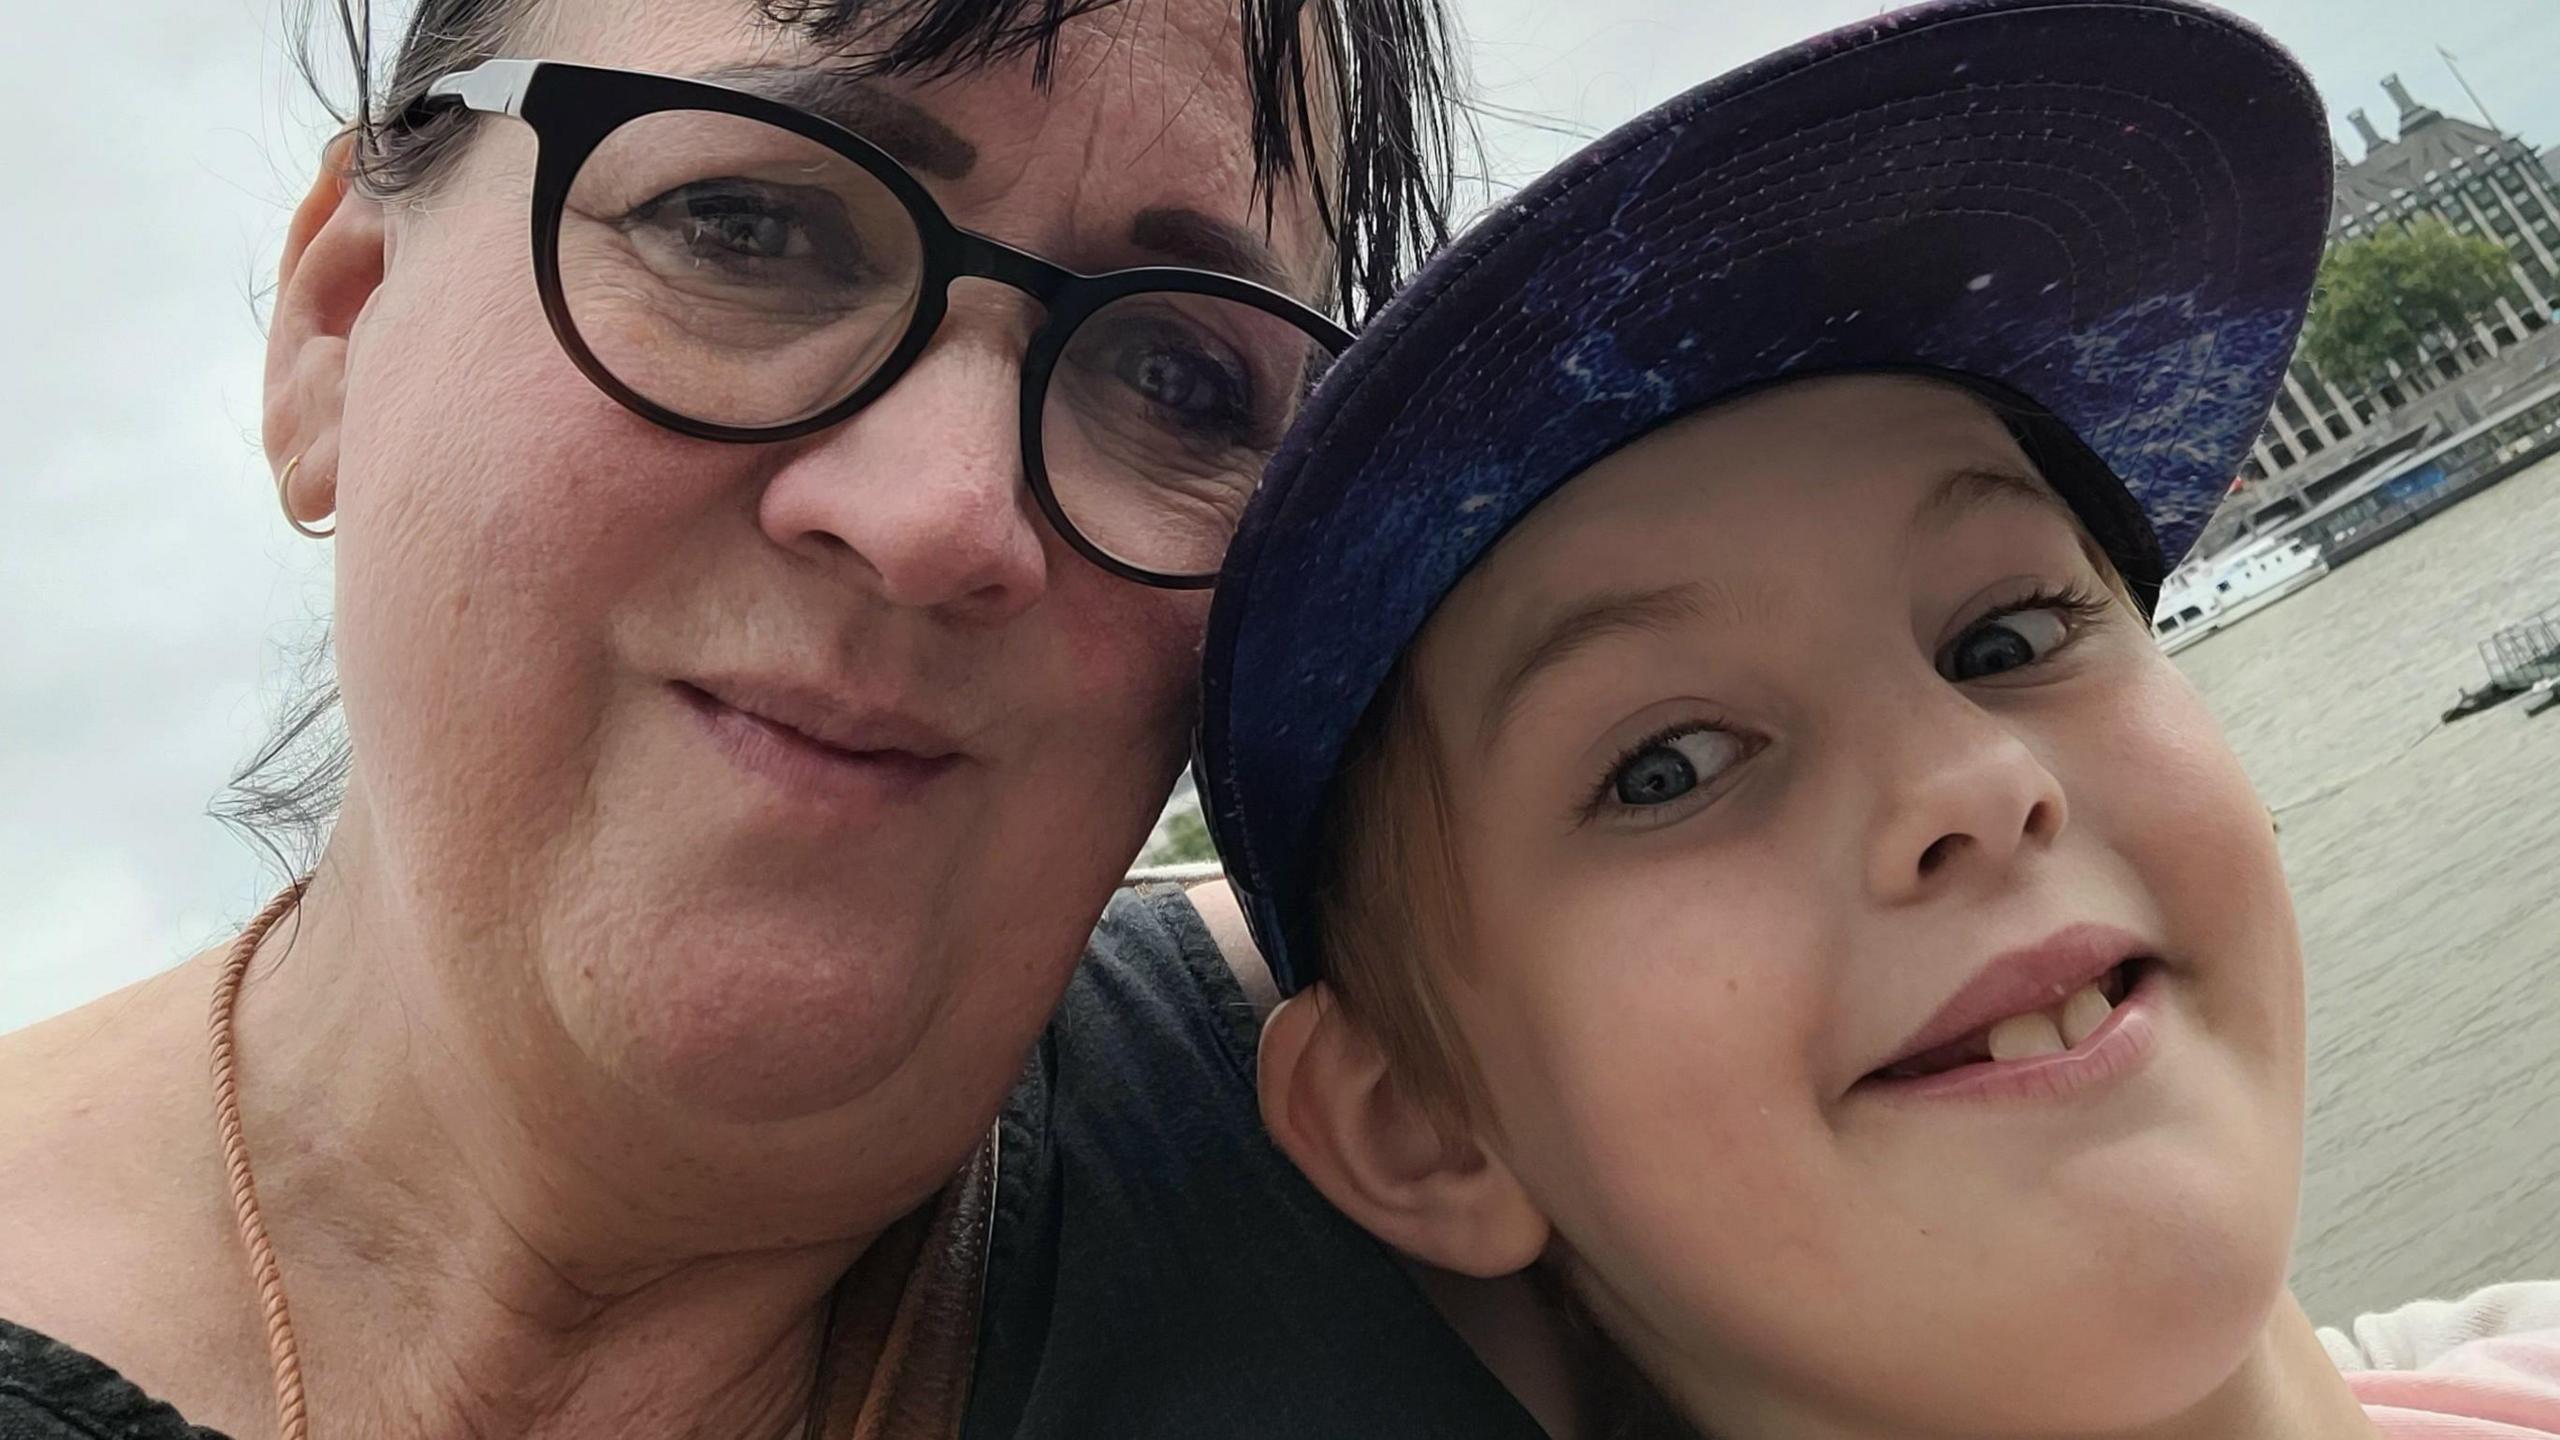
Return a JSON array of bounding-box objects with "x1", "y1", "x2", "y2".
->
[
  {"x1": 2300, "y1": 220, "x2": 2516, "y2": 389},
  {"x1": 1141, "y1": 802, "x2": 1218, "y2": 866}
]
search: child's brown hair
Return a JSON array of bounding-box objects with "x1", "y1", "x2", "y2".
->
[{"x1": 1306, "y1": 656, "x2": 1489, "y2": 1129}]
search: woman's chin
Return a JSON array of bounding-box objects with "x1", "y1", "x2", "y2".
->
[{"x1": 559, "y1": 937, "x2": 956, "y2": 1124}]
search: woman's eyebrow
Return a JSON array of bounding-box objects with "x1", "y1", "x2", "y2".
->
[
  {"x1": 696, "y1": 67, "x2": 1296, "y2": 294},
  {"x1": 1129, "y1": 207, "x2": 1296, "y2": 296},
  {"x1": 699, "y1": 65, "x2": 980, "y2": 179},
  {"x1": 1481, "y1": 583, "x2": 1714, "y2": 750}
]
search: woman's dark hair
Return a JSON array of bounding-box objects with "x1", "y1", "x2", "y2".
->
[
  {"x1": 292, "y1": 0, "x2": 1461, "y2": 318},
  {"x1": 223, "y1": 0, "x2": 1468, "y2": 878}
]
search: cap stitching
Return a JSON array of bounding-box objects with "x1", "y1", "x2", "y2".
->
[
  {"x1": 1659, "y1": 155, "x2": 2149, "y2": 285},
  {"x1": 1667, "y1": 79, "x2": 2238, "y2": 210},
  {"x1": 1286, "y1": 83, "x2": 2235, "y2": 521},
  {"x1": 1655, "y1": 104, "x2": 2217, "y2": 277}
]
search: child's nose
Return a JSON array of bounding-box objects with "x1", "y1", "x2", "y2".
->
[{"x1": 1864, "y1": 700, "x2": 2069, "y2": 905}]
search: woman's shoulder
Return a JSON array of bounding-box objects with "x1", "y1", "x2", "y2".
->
[
  {"x1": 1058, "y1": 879, "x2": 1272, "y2": 1068},
  {"x1": 0, "y1": 1318, "x2": 228, "y2": 1439},
  {"x1": 1003, "y1": 881, "x2": 1281, "y2": 1208},
  {"x1": 0, "y1": 967, "x2": 258, "y2": 1440},
  {"x1": 969, "y1": 882, "x2": 1550, "y2": 1439}
]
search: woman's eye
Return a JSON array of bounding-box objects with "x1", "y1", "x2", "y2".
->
[
  {"x1": 626, "y1": 181, "x2": 871, "y2": 283},
  {"x1": 1096, "y1": 325, "x2": 1257, "y2": 442},
  {"x1": 1607, "y1": 727, "x2": 1746, "y2": 809},
  {"x1": 682, "y1": 202, "x2": 793, "y2": 261},
  {"x1": 1941, "y1": 605, "x2": 2074, "y2": 682},
  {"x1": 638, "y1": 183, "x2": 807, "y2": 261},
  {"x1": 1126, "y1": 342, "x2": 1249, "y2": 429}
]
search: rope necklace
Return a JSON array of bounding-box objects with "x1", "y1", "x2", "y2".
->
[
  {"x1": 207, "y1": 884, "x2": 847, "y2": 1439},
  {"x1": 208, "y1": 886, "x2": 313, "y2": 1440}
]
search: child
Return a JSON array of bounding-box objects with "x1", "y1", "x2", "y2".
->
[{"x1": 1195, "y1": 0, "x2": 2560, "y2": 1435}]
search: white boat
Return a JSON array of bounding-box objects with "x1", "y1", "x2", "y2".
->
[{"x1": 2152, "y1": 535, "x2": 2330, "y2": 654}]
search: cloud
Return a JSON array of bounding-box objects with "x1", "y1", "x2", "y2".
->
[{"x1": 0, "y1": 0, "x2": 334, "y2": 1028}]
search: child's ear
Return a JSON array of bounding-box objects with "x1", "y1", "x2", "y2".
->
[{"x1": 1259, "y1": 984, "x2": 1550, "y2": 1278}]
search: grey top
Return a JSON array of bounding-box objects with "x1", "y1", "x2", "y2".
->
[{"x1": 0, "y1": 1318, "x2": 219, "y2": 1439}]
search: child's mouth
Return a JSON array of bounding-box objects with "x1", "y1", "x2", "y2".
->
[{"x1": 1862, "y1": 959, "x2": 2157, "y2": 1088}]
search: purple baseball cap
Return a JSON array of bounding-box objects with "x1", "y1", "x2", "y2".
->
[{"x1": 1199, "y1": 0, "x2": 2334, "y2": 996}]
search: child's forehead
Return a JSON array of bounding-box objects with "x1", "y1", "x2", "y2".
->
[
  {"x1": 1466, "y1": 376, "x2": 2055, "y2": 586},
  {"x1": 1607, "y1": 375, "x2": 2031, "y2": 496}
]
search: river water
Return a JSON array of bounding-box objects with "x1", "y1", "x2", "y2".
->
[{"x1": 2175, "y1": 452, "x2": 2560, "y2": 1325}]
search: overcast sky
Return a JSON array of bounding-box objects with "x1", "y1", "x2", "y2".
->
[{"x1": 6, "y1": 0, "x2": 2558, "y2": 1032}]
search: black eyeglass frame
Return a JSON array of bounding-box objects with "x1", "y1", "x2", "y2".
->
[{"x1": 419, "y1": 58, "x2": 1354, "y2": 589}]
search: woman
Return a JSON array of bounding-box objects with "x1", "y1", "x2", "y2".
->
[{"x1": 0, "y1": 0, "x2": 1563, "y2": 1435}]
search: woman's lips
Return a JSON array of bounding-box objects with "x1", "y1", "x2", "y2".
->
[{"x1": 674, "y1": 680, "x2": 963, "y2": 804}]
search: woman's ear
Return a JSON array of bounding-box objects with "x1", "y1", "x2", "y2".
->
[
  {"x1": 264, "y1": 132, "x2": 387, "y2": 526},
  {"x1": 1259, "y1": 984, "x2": 1550, "y2": 1279}
]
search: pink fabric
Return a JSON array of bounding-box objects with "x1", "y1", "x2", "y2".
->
[{"x1": 2353, "y1": 1331, "x2": 2560, "y2": 1437}]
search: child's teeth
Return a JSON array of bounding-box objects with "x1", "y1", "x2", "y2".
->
[
  {"x1": 1986, "y1": 1011, "x2": 2067, "y2": 1060},
  {"x1": 2059, "y1": 985, "x2": 2116, "y2": 1047}
]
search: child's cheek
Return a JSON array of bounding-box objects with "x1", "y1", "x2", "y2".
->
[
  {"x1": 1486, "y1": 881, "x2": 1846, "y2": 1293},
  {"x1": 2074, "y1": 654, "x2": 2305, "y2": 1081}
]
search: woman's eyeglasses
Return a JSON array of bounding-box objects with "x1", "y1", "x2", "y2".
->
[{"x1": 416, "y1": 60, "x2": 1352, "y2": 589}]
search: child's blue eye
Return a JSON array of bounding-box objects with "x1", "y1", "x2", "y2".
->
[
  {"x1": 1940, "y1": 589, "x2": 2103, "y2": 682},
  {"x1": 1607, "y1": 726, "x2": 1746, "y2": 808}
]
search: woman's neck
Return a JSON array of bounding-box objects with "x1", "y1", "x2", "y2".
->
[
  {"x1": 0, "y1": 829, "x2": 935, "y2": 1439},
  {"x1": 231, "y1": 825, "x2": 920, "y2": 1439}
]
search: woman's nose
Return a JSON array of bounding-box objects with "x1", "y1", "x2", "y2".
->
[
  {"x1": 1862, "y1": 687, "x2": 2069, "y2": 906},
  {"x1": 754, "y1": 320, "x2": 1052, "y2": 624}
]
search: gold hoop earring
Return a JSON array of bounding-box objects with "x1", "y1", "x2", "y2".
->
[{"x1": 277, "y1": 455, "x2": 335, "y2": 540}]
